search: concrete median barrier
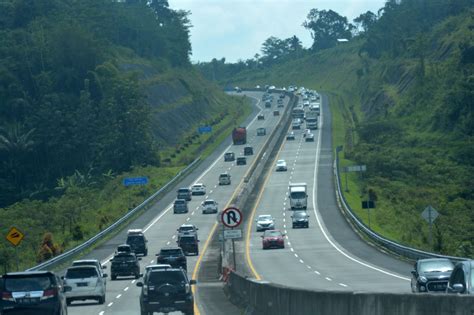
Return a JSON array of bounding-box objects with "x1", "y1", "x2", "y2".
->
[{"x1": 226, "y1": 271, "x2": 474, "y2": 315}]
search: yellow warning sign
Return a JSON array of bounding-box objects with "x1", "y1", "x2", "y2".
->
[{"x1": 6, "y1": 227, "x2": 25, "y2": 247}]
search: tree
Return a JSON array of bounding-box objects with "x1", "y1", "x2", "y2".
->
[
  {"x1": 353, "y1": 11, "x2": 377, "y2": 35},
  {"x1": 303, "y1": 9, "x2": 354, "y2": 51}
]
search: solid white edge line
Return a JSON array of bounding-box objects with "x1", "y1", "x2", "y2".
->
[{"x1": 311, "y1": 96, "x2": 410, "y2": 282}]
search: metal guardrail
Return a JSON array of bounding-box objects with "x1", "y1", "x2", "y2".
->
[
  {"x1": 28, "y1": 157, "x2": 202, "y2": 271},
  {"x1": 334, "y1": 151, "x2": 468, "y2": 263}
]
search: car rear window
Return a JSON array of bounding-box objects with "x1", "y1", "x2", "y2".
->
[
  {"x1": 178, "y1": 188, "x2": 189, "y2": 193},
  {"x1": 160, "y1": 249, "x2": 182, "y2": 256},
  {"x1": 148, "y1": 271, "x2": 185, "y2": 285},
  {"x1": 179, "y1": 237, "x2": 196, "y2": 244},
  {"x1": 179, "y1": 226, "x2": 194, "y2": 232},
  {"x1": 66, "y1": 268, "x2": 98, "y2": 279},
  {"x1": 127, "y1": 235, "x2": 144, "y2": 243},
  {"x1": 4, "y1": 275, "x2": 52, "y2": 291},
  {"x1": 73, "y1": 261, "x2": 98, "y2": 268},
  {"x1": 113, "y1": 255, "x2": 135, "y2": 262}
]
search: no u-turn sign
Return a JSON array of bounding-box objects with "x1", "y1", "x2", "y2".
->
[{"x1": 221, "y1": 207, "x2": 243, "y2": 228}]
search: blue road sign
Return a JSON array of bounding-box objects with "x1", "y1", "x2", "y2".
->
[
  {"x1": 198, "y1": 126, "x2": 212, "y2": 134},
  {"x1": 123, "y1": 177, "x2": 149, "y2": 186}
]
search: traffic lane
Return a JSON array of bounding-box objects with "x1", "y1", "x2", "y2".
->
[
  {"x1": 316, "y1": 94, "x2": 413, "y2": 277},
  {"x1": 66, "y1": 92, "x2": 287, "y2": 315}
]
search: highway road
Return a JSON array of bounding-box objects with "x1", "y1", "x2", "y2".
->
[
  {"x1": 66, "y1": 91, "x2": 290, "y2": 315},
  {"x1": 246, "y1": 92, "x2": 413, "y2": 293}
]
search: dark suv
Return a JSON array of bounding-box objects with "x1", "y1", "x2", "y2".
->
[
  {"x1": 291, "y1": 211, "x2": 310, "y2": 228},
  {"x1": 156, "y1": 248, "x2": 187, "y2": 271},
  {"x1": 1, "y1": 271, "x2": 70, "y2": 315},
  {"x1": 243, "y1": 146, "x2": 253, "y2": 156},
  {"x1": 410, "y1": 258, "x2": 454, "y2": 293},
  {"x1": 126, "y1": 229, "x2": 148, "y2": 256},
  {"x1": 177, "y1": 235, "x2": 199, "y2": 256},
  {"x1": 137, "y1": 267, "x2": 196, "y2": 315},
  {"x1": 110, "y1": 252, "x2": 141, "y2": 280}
]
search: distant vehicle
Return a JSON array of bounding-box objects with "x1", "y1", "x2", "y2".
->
[
  {"x1": 276, "y1": 159, "x2": 287, "y2": 172},
  {"x1": 177, "y1": 224, "x2": 199, "y2": 239},
  {"x1": 289, "y1": 183, "x2": 308, "y2": 210},
  {"x1": 137, "y1": 266, "x2": 196, "y2": 315},
  {"x1": 292, "y1": 107, "x2": 305, "y2": 119},
  {"x1": 256, "y1": 85, "x2": 261, "y2": 89},
  {"x1": 236, "y1": 157, "x2": 247, "y2": 165},
  {"x1": 232, "y1": 127, "x2": 247, "y2": 145},
  {"x1": 255, "y1": 214, "x2": 275, "y2": 232},
  {"x1": 173, "y1": 199, "x2": 189, "y2": 214},
  {"x1": 177, "y1": 234, "x2": 199, "y2": 256},
  {"x1": 446, "y1": 260, "x2": 474, "y2": 295},
  {"x1": 411, "y1": 258, "x2": 454, "y2": 293},
  {"x1": 257, "y1": 114, "x2": 265, "y2": 120},
  {"x1": 63, "y1": 265, "x2": 107, "y2": 305},
  {"x1": 265, "y1": 101, "x2": 272, "y2": 108},
  {"x1": 303, "y1": 100, "x2": 310, "y2": 107},
  {"x1": 72, "y1": 259, "x2": 107, "y2": 280},
  {"x1": 234, "y1": 86, "x2": 242, "y2": 93},
  {"x1": 177, "y1": 187, "x2": 192, "y2": 201},
  {"x1": 261, "y1": 230, "x2": 285, "y2": 249},
  {"x1": 257, "y1": 127, "x2": 266, "y2": 136},
  {"x1": 110, "y1": 252, "x2": 141, "y2": 280},
  {"x1": 279, "y1": 93, "x2": 285, "y2": 99},
  {"x1": 286, "y1": 132, "x2": 295, "y2": 140},
  {"x1": 116, "y1": 243, "x2": 132, "y2": 254},
  {"x1": 305, "y1": 133, "x2": 315, "y2": 142},
  {"x1": 277, "y1": 98, "x2": 283, "y2": 105},
  {"x1": 292, "y1": 118, "x2": 302, "y2": 130},
  {"x1": 126, "y1": 229, "x2": 148, "y2": 256},
  {"x1": 273, "y1": 110, "x2": 280, "y2": 116},
  {"x1": 224, "y1": 152, "x2": 235, "y2": 162},
  {"x1": 156, "y1": 247, "x2": 187, "y2": 270},
  {"x1": 219, "y1": 172, "x2": 231, "y2": 185},
  {"x1": 191, "y1": 183, "x2": 206, "y2": 195},
  {"x1": 306, "y1": 111, "x2": 318, "y2": 130},
  {"x1": 244, "y1": 146, "x2": 254, "y2": 155},
  {"x1": 291, "y1": 211, "x2": 310, "y2": 228},
  {"x1": 201, "y1": 199, "x2": 218, "y2": 214},
  {"x1": 1, "y1": 271, "x2": 70, "y2": 315}
]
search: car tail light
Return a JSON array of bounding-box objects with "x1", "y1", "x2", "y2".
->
[
  {"x1": 41, "y1": 288, "x2": 58, "y2": 300},
  {"x1": 185, "y1": 283, "x2": 190, "y2": 294},
  {"x1": 2, "y1": 291, "x2": 13, "y2": 301}
]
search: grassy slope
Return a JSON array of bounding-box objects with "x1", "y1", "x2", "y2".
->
[{"x1": 228, "y1": 12, "x2": 473, "y2": 257}]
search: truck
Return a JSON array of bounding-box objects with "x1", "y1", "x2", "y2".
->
[
  {"x1": 289, "y1": 183, "x2": 307, "y2": 210},
  {"x1": 232, "y1": 127, "x2": 247, "y2": 145},
  {"x1": 306, "y1": 111, "x2": 318, "y2": 130}
]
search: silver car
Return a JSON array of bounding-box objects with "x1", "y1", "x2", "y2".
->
[
  {"x1": 63, "y1": 265, "x2": 107, "y2": 305},
  {"x1": 201, "y1": 199, "x2": 219, "y2": 214},
  {"x1": 255, "y1": 214, "x2": 275, "y2": 232}
]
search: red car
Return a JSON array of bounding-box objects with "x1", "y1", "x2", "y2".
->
[{"x1": 261, "y1": 230, "x2": 285, "y2": 249}]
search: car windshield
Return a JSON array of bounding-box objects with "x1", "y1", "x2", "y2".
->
[
  {"x1": 203, "y1": 200, "x2": 215, "y2": 205},
  {"x1": 293, "y1": 212, "x2": 307, "y2": 218},
  {"x1": 148, "y1": 271, "x2": 185, "y2": 285},
  {"x1": 4, "y1": 276, "x2": 52, "y2": 291},
  {"x1": 258, "y1": 215, "x2": 272, "y2": 221},
  {"x1": 277, "y1": 160, "x2": 285, "y2": 164},
  {"x1": 113, "y1": 255, "x2": 135, "y2": 262},
  {"x1": 66, "y1": 268, "x2": 98, "y2": 279},
  {"x1": 290, "y1": 192, "x2": 306, "y2": 199},
  {"x1": 179, "y1": 226, "x2": 194, "y2": 231},
  {"x1": 419, "y1": 260, "x2": 453, "y2": 273},
  {"x1": 264, "y1": 231, "x2": 281, "y2": 237},
  {"x1": 179, "y1": 237, "x2": 196, "y2": 244},
  {"x1": 127, "y1": 236, "x2": 143, "y2": 243},
  {"x1": 160, "y1": 249, "x2": 182, "y2": 256}
]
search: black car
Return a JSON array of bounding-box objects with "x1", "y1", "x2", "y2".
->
[
  {"x1": 243, "y1": 146, "x2": 253, "y2": 156},
  {"x1": 410, "y1": 258, "x2": 454, "y2": 293},
  {"x1": 224, "y1": 152, "x2": 235, "y2": 162},
  {"x1": 236, "y1": 157, "x2": 247, "y2": 165},
  {"x1": 446, "y1": 260, "x2": 474, "y2": 295},
  {"x1": 156, "y1": 247, "x2": 187, "y2": 271},
  {"x1": 177, "y1": 235, "x2": 199, "y2": 256},
  {"x1": 291, "y1": 211, "x2": 310, "y2": 228},
  {"x1": 126, "y1": 229, "x2": 148, "y2": 256},
  {"x1": 110, "y1": 252, "x2": 141, "y2": 280},
  {"x1": 1, "y1": 271, "x2": 70, "y2": 315},
  {"x1": 137, "y1": 267, "x2": 196, "y2": 315}
]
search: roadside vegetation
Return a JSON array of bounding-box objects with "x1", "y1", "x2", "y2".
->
[
  {"x1": 0, "y1": 0, "x2": 251, "y2": 272},
  {"x1": 198, "y1": 0, "x2": 474, "y2": 258}
]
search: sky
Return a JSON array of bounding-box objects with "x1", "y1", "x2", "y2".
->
[{"x1": 168, "y1": 0, "x2": 387, "y2": 63}]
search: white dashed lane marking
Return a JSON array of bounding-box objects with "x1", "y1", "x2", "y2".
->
[
  {"x1": 314, "y1": 271, "x2": 320, "y2": 275},
  {"x1": 107, "y1": 302, "x2": 113, "y2": 307},
  {"x1": 116, "y1": 294, "x2": 121, "y2": 299},
  {"x1": 124, "y1": 287, "x2": 129, "y2": 291},
  {"x1": 325, "y1": 277, "x2": 332, "y2": 281},
  {"x1": 339, "y1": 283, "x2": 348, "y2": 287},
  {"x1": 299, "y1": 259, "x2": 304, "y2": 264}
]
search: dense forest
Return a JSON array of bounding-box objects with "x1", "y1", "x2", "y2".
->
[
  {"x1": 200, "y1": 0, "x2": 474, "y2": 257},
  {"x1": 0, "y1": 0, "x2": 250, "y2": 271}
]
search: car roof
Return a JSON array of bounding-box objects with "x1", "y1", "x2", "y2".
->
[
  {"x1": 5, "y1": 271, "x2": 55, "y2": 277},
  {"x1": 179, "y1": 224, "x2": 196, "y2": 228},
  {"x1": 73, "y1": 259, "x2": 100, "y2": 264},
  {"x1": 145, "y1": 264, "x2": 172, "y2": 270},
  {"x1": 66, "y1": 265, "x2": 98, "y2": 271}
]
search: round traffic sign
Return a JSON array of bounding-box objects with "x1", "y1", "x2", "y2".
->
[{"x1": 221, "y1": 207, "x2": 243, "y2": 228}]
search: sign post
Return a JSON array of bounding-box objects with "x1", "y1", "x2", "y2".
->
[
  {"x1": 123, "y1": 177, "x2": 149, "y2": 210},
  {"x1": 421, "y1": 205, "x2": 439, "y2": 248},
  {"x1": 221, "y1": 207, "x2": 243, "y2": 271},
  {"x1": 6, "y1": 227, "x2": 25, "y2": 271}
]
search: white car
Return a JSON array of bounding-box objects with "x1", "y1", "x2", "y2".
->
[
  {"x1": 63, "y1": 265, "x2": 107, "y2": 305},
  {"x1": 201, "y1": 199, "x2": 219, "y2": 214},
  {"x1": 256, "y1": 214, "x2": 275, "y2": 232},
  {"x1": 72, "y1": 259, "x2": 107, "y2": 283},
  {"x1": 191, "y1": 183, "x2": 206, "y2": 195},
  {"x1": 276, "y1": 160, "x2": 287, "y2": 172},
  {"x1": 305, "y1": 133, "x2": 315, "y2": 142}
]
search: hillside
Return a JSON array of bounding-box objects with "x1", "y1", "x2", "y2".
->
[
  {"x1": 0, "y1": 0, "x2": 250, "y2": 270},
  {"x1": 225, "y1": 4, "x2": 473, "y2": 257}
]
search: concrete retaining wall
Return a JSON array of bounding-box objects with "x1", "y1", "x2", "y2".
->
[{"x1": 226, "y1": 271, "x2": 474, "y2": 315}]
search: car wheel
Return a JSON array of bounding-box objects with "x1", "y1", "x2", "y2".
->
[
  {"x1": 98, "y1": 295, "x2": 105, "y2": 304},
  {"x1": 111, "y1": 274, "x2": 116, "y2": 280},
  {"x1": 66, "y1": 299, "x2": 72, "y2": 306},
  {"x1": 184, "y1": 306, "x2": 195, "y2": 315},
  {"x1": 135, "y1": 273, "x2": 140, "y2": 279},
  {"x1": 144, "y1": 249, "x2": 148, "y2": 256}
]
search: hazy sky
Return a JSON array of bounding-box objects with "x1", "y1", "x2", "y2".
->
[{"x1": 168, "y1": 0, "x2": 387, "y2": 63}]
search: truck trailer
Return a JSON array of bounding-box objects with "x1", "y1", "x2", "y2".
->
[{"x1": 232, "y1": 127, "x2": 247, "y2": 145}]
